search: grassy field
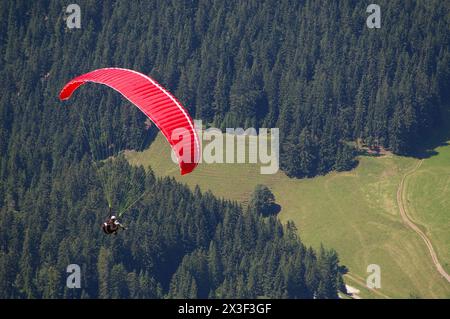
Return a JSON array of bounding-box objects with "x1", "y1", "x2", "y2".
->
[
  {"x1": 126, "y1": 133, "x2": 450, "y2": 298},
  {"x1": 407, "y1": 142, "x2": 450, "y2": 275}
]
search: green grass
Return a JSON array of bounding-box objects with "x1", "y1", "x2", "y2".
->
[
  {"x1": 126, "y1": 133, "x2": 450, "y2": 298},
  {"x1": 407, "y1": 142, "x2": 450, "y2": 275}
]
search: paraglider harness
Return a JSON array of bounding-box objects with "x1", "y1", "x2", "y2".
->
[{"x1": 102, "y1": 207, "x2": 126, "y2": 235}]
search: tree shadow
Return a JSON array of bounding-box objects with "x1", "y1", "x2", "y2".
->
[
  {"x1": 409, "y1": 112, "x2": 450, "y2": 159},
  {"x1": 138, "y1": 125, "x2": 159, "y2": 151},
  {"x1": 409, "y1": 145, "x2": 442, "y2": 159},
  {"x1": 339, "y1": 265, "x2": 349, "y2": 275},
  {"x1": 357, "y1": 149, "x2": 387, "y2": 157},
  {"x1": 261, "y1": 203, "x2": 281, "y2": 217},
  {"x1": 357, "y1": 111, "x2": 450, "y2": 160}
]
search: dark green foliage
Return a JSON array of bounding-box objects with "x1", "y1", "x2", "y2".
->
[
  {"x1": 249, "y1": 184, "x2": 277, "y2": 216},
  {"x1": 2, "y1": 0, "x2": 446, "y2": 179},
  {"x1": 0, "y1": 158, "x2": 344, "y2": 298}
]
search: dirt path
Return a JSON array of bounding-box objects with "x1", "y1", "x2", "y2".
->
[{"x1": 397, "y1": 160, "x2": 450, "y2": 283}]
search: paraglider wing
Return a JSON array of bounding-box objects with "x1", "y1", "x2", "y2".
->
[{"x1": 59, "y1": 68, "x2": 200, "y2": 175}]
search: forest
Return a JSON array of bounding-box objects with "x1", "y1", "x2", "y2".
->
[{"x1": 0, "y1": 0, "x2": 448, "y2": 298}]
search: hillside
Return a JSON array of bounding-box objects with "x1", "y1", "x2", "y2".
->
[
  {"x1": 1, "y1": 0, "x2": 449, "y2": 299},
  {"x1": 407, "y1": 144, "x2": 450, "y2": 275},
  {"x1": 126, "y1": 133, "x2": 450, "y2": 298}
]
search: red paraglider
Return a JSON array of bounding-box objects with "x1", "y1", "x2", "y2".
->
[{"x1": 59, "y1": 68, "x2": 200, "y2": 175}]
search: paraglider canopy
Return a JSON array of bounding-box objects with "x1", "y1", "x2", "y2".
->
[{"x1": 59, "y1": 68, "x2": 200, "y2": 175}]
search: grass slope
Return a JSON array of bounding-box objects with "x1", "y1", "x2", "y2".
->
[
  {"x1": 407, "y1": 142, "x2": 450, "y2": 275},
  {"x1": 125, "y1": 134, "x2": 450, "y2": 298}
]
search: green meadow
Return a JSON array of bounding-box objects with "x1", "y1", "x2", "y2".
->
[
  {"x1": 407, "y1": 142, "x2": 450, "y2": 275},
  {"x1": 126, "y1": 134, "x2": 450, "y2": 298}
]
